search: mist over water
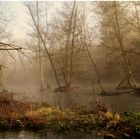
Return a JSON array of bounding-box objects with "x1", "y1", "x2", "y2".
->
[{"x1": 1, "y1": 60, "x2": 140, "y2": 113}]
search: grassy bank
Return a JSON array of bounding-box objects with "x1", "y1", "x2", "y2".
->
[{"x1": 0, "y1": 90, "x2": 140, "y2": 138}]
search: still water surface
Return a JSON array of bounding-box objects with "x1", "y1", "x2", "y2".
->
[
  {"x1": 5, "y1": 83, "x2": 140, "y2": 112},
  {"x1": 0, "y1": 130, "x2": 103, "y2": 139}
]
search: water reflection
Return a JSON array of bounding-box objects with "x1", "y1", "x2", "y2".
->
[
  {"x1": 5, "y1": 83, "x2": 140, "y2": 112},
  {"x1": 0, "y1": 130, "x2": 103, "y2": 139}
]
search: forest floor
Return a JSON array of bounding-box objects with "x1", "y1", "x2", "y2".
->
[{"x1": 0, "y1": 90, "x2": 140, "y2": 138}]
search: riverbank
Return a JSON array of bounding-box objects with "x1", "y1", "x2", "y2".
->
[{"x1": 0, "y1": 90, "x2": 140, "y2": 138}]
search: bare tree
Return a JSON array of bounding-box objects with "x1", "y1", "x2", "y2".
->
[
  {"x1": 113, "y1": 2, "x2": 137, "y2": 88},
  {"x1": 28, "y1": 4, "x2": 61, "y2": 89},
  {"x1": 97, "y1": 1, "x2": 138, "y2": 89}
]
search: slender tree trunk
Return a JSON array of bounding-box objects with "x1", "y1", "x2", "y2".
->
[
  {"x1": 28, "y1": 5, "x2": 61, "y2": 89},
  {"x1": 36, "y1": 2, "x2": 44, "y2": 89},
  {"x1": 86, "y1": 46, "x2": 106, "y2": 93},
  {"x1": 57, "y1": 56, "x2": 67, "y2": 86},
  {"x1": 54, "y1": 36, "x2": 67, "y2": 86},
  {"x1": 113, "y1": 2, "x2": 137, "y2": 88},
  {"x1": 134, "y1": 2, "x2": 140, "y2": 32},
  {"x1": 81, "y1": 19, "x2": 106, "y2": 93},
  {"x1": 65, "y1": 1, "x2": 76, "y2": 86},
  {"x1": 69, "y1": 6, "x2": 77, "y2": 86}
]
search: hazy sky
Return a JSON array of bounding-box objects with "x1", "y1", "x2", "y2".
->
[
  {"x1": 4, "y1": 1, "x2": 98, "y2": 44},
  {"x1": 6, "y1": 1, "x2": 64, "y2": 42},
  {"x1": 6, "y1": 1, "x2": 29, "y2": 41}
]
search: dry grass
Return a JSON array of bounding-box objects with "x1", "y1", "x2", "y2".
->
[{"x1": 0, "y1": 90, "x2": 139, "y2": 139}]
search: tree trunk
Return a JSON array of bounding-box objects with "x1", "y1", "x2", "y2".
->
[
  {"x1": 113, "y1": 2, "x2": 137, "y2": 89},
  {"x1": 28, "y1": 5, "x2": 61, "y2": 89},
  {"x1": 36, "y1": 2, "x2": 44, "y2": 90},
  {"x1": 65, "y1": 1, "x2": 76, "y2": 87},
  {"x1": 69, "y1": 5, "x2": 77, "y2": 86},
  {"x1": 134, "y1": 2, "x2": 140, "y2": 32}
]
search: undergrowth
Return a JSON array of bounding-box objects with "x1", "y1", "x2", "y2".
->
[{"x1": 0, "y1": 90, "x2": 140, "y2": 138}]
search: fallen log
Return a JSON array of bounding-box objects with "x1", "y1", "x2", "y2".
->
[{"x1": 100, "y1": 88, "x2": 140, "y2": 96}]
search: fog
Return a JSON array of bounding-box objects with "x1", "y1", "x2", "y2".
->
[{"x1": 0, "y1": 1, "x2": 139, "y2": 109}]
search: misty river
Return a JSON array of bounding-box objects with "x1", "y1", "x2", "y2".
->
[{"x1": 4, "y1": 83, "x2": 140, "y2": 113}]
